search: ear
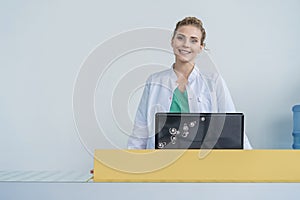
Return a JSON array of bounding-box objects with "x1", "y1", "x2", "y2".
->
[{"x1": 198, "y1": 44, "x2": 204, "y2": 53}]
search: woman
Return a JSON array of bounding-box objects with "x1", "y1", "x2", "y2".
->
[{"x1": 128, "y1": 16, "x2": 252, "y2": 149}]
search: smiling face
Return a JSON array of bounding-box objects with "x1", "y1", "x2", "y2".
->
[{"x1": 171, "y1": 25, "x2": 203, "y2": 65}]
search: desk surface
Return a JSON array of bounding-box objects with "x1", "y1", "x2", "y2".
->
[{"x1": 0, "y1": 171, "x2": 90, "y2": 182}]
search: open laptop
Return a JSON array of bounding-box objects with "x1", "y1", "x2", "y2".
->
[{"x1": 155, "y1": 113, "x2": 244, "y2": 149}]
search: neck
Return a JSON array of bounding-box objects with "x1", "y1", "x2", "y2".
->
[{"x1": 173, "y1": 61, "x2": 194, "y2": 79}]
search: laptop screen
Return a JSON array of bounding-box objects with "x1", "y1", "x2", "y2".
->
[{"x1": 155, "y1": 113, "x2": 244, "y2": 149}]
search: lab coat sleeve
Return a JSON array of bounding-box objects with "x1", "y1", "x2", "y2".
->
[
  {"x1": 215, "y1": 75, "x2": 253, "y2": 149},
  {"x1": 215, "y1": 75, "x2": 236, "y2": 112},
  {"x1": 127, "y1": 80, "x2": 151, "y2": 149}
]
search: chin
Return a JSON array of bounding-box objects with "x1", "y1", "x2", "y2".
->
[{"x1": 176, "y1": 56, "x2": 194, "y2": 64}]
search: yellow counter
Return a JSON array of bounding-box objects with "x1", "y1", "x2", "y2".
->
[{"x1": 94, "y1": 150, "x2": 300, "y2": 182}]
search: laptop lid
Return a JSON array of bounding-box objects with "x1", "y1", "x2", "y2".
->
[{"x1": 155, "y1": 113, "x2": 244, "y2": 149}]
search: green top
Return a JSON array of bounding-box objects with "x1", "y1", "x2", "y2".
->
[{"x1": 169, "y1": 87, "x2": 190, "y2": 113}]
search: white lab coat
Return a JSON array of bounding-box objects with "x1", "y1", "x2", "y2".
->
[{"x1": 128, "y1": 65, "x2": 252, "y2": 149}]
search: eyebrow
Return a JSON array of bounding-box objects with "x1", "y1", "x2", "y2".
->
[
  {"x1": 176, "y1": 33, "x2": 199, "y2": 40},
  {"x1": 190, "y1": 36, "x2": 199, "y2": 40}
]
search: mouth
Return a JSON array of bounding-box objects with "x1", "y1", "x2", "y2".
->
[{"x1": 178, "y1": 49, "x2": 191, "y2": 55}]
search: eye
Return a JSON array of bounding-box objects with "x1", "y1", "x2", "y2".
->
[
  {"x1": 176, "y1": 34, "x2": 185, "y2": 41},
  {"x1": 176, "y1": 35, "x2": 184, "y2": 40},
  {"x1": 191, "y1": 39, "x2": 198, "y2": 43}
]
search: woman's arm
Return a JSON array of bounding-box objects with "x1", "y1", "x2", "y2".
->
[
  {"x1": 215, "y1": 75, "x2": 253, "y2": 149},
  {"x1": 127, "y1": 81, "x2": 151, "y2": 149}
]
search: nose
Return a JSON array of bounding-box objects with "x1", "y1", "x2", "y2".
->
[{"x1": 183, "y1": 38, "x2": 190, "y2": 47}]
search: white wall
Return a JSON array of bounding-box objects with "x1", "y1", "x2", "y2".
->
[{"x1": 1, "y1": 0, "x2": 300, "y2": 172}]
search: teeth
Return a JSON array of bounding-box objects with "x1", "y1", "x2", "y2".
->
[{"x1": 179, "y1": 49, "x2": 191, "y2": 54}]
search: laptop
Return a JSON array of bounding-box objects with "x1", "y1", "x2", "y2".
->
[{"x1": 155, "y1": 113, "x2": 244, "y2": 149}]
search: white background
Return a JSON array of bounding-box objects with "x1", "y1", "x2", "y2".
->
[{"x1": 0, "y1": 0, "x2": 300, "y2": 172}]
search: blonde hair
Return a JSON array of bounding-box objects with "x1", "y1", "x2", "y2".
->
[{"x1": 173, "y1": 16, "x2": 206, "y2": 47}]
